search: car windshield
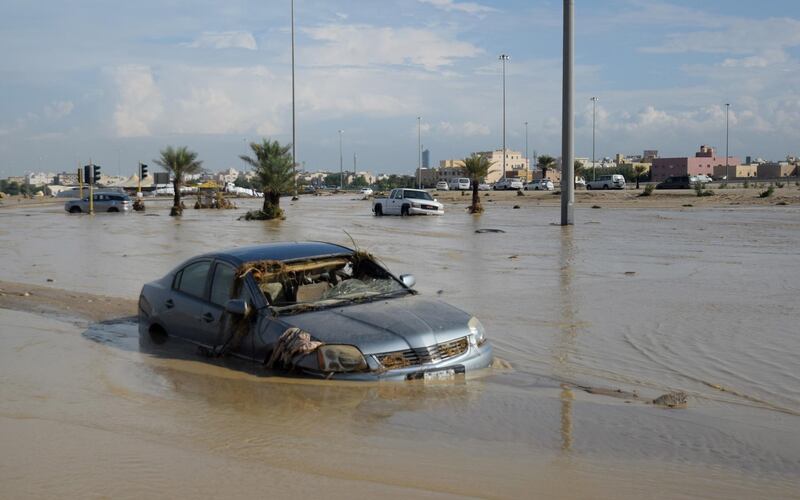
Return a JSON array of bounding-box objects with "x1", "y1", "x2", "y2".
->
[
  {"x1": 404, "y1": 190, "x2": 433, "y2": 201},
  {"x1": 238, "y1": 254, "x2": 411, "y2": 315}
]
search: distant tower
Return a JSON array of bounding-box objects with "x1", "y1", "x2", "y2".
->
[{"x1": 422, "y1": 148, "x2": 430, "y2": 169}]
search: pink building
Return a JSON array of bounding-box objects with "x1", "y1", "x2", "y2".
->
[{"x1": 651, "y1": 145, "x2": 739, "y2": 182}]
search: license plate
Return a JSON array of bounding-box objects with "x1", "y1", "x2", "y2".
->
[{"x1": 424, "y1": 368, "x2": 455, "y2": 381}]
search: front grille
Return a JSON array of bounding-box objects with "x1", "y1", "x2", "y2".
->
[{"x1": 375, "y1": 337, "x2": 469, "y2": 370}]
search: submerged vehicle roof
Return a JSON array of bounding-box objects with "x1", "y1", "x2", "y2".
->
[{"x1": 197, "y1": 242, "x2": 354, "y2": 266}]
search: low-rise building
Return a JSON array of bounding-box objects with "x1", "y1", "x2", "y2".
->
[
  {"x1": 437, "y1": 160, "x2": 466, "y2": 184},
  {"x1": 651, "y1": 145, "x2": 739, "y2": 182},
  {"x1": 757, "y1": 162, "x2": 797, "y2": 179},
  {"x1": 55, "y1": 172, "x2": 79, "y2": 185},
  {"x1": 414, "y1": 167, "x2": 438, "y2": 187},
  {"x1": 713, "y1": 164, "x2": 757, "y2": 179}
]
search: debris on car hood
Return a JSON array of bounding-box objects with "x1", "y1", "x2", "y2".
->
[{"x1": 266, "y1": 327, "x2": 324, "y2": 369}]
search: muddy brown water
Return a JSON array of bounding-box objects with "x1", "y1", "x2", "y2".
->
[{"x1": 1, "y1": 196, "x2": 799, "y2": 498}]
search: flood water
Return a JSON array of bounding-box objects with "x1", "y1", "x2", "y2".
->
[{"x1": 1, "y1": 196, "x2": 799, "y2": 498}]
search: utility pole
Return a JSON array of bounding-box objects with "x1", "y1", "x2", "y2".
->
[
  {"x1": 338, "y1": 129, "x2": 344, "y2": 189},
  {"x1": 591, "y1": 96, "x2": 598, "y2": 181},
  {"x1": 560, "y1": 0, "x2": 574, "y2": 226},
  {"x1": 499, "y1": 54, "x2": 510, "y2": 179},
  {"x1": 353, "y1": 152, "x2": 357, "y2": 181},
  {"x1": 291, "y1": 0, "x2": 298, "y2": 197},
  {"x1": 417, "y1": 116, "x2": 422, "y2": 189},
  {"x1": 725, "y1": 103, "x2": 730, "y2": 182}
]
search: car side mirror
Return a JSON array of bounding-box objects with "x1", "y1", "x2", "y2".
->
[
  {"x1": 400, "y1": 274, "x2": 416, "y2": 288},
  {"x1": 225, "y1": 298, "x2": 251, "y2": 317}
]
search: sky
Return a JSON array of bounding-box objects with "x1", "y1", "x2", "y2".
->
[{"x1": 1, "y1": 0, "x2": 799, "y2": 177}]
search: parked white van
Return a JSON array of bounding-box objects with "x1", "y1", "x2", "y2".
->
[
  {"x1": 586, "y1": 174, "x2": 626, "y2": 190},
  {"x1": 449, "y1": 177, "x2": 471, "y2": 190}
]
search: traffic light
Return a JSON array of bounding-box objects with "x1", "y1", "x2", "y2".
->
[
  {"x1": 84, "y1": 165, "x2": 91, "y2": 185},
  {"x1": 140, "y1": 163, "x2": 148, "y2": 179},
  {"x1": 93, "y1": 164, "x2": 101, "y2": 184}
]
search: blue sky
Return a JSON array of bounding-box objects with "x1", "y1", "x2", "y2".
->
[{"x1": 1, "y1": 0, "x2": 799, "y2": 176}]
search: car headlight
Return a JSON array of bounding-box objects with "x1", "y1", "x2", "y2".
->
[
  {"x1": 317, "y1": 345, "x2": 368, "y2": 372},
  {"x1": 468, "y1": 317, "x2": 487, "y2": 347}
]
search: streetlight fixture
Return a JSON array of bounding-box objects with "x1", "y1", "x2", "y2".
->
[
  {"x1": 590, "y1": 96, "x2": 598, "y2": 181},
  {"x1": 338, "y1": 129, "x2": 344, "y2": 189},
  {"x1": 499, "y1": 54, "x2": 510, "y2": 179},
  {"x1": 725, "y1": 103, "x2": 730, "y2": 182},
  {"x1": 417, "y1": 116, "x2": 422, "y2": 188},
  {"x1": 291, "y1": 0, "x2": 297, "y2": 197}
]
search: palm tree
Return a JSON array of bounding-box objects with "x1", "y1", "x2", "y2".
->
[
  {"x1": 463, "y1": 154, "x2": 492, "y2": 214},
  {"x1": 240, "y1": 139, "x2": 294, "y2": 220},
  {"x1": 633, "y1": 165, "x2": 647, "y2": 189},
  {"x1": 154, "y1": 146, "x2": 203, "y2": 216},
  {"x1": 537, "y1": 155, "x2": 557, "y2": 181}
]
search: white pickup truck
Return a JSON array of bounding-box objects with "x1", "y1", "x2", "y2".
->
[{"x1": 372, "y1": 188, "x2": 444, "y2": 216}]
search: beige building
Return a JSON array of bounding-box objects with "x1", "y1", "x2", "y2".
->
[
  {"x1": 712, "y1": 164, "x2": 758, "y2": 179},
  {"x1": 414, "y1": 167, "x2": 438, "y2": 187},
  {"x1": 757, "y1": 162, "x2": 797, "y2": 179},
  {"x1": 437, "y1": 160, "x2": 466, "y2": 184},
  {"x1": 477, "y1": 149, "x2": 529, "y2": 183}
]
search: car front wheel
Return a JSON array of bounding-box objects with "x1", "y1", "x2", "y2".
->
[
  {"x1": 69, "y1": 206, "x2": 82, "y2": 213},
  {"x1": 374, "y1": 204, "x2": 383, "y2": 216}
]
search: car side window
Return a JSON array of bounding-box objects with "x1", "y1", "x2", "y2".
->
[
  {"x1": 177, "y1": 261, "x2": 211, "y2": 299},
  {"x1": 209, "y1": 263, "x2": 236, "y2": 307}
]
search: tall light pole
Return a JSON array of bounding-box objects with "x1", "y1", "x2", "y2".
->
[
  {"x1": 725, "y1": 103, "x2": 730, "y2": 182},
  {"x1": 291, "y1": 0, "x2": 297, "y2": 197},
  {"x1": 499, "y1": 54, "x2": 510, "y2": 179},
  {"x1": 353, "y1": 152, "x2": 357, "y2": 180},
  {"x1": 590, "y1": 96, "x2": 598, "y2": 181},
  {"x1": 338, "y1": 129, "x2": 344, "y2": 189},
  {"x1": 417, "y1": 116, "x2": 422, "y2": 188},
  {"x1": 560, "y1": 0, "x2": 574, "y2": 226}
]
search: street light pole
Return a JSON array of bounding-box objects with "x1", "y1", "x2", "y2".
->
[
  {"x1": 291, "y1": 0, "x2": 297, "y2": 197},
  {"x1": 560, "y1": 0, "x2": 574, "y2": 226},
  {"x1": 417, "y1": 116, "x2": 422, "y2": 189},
  {"x1": 338, "y1": 129, "x2": 343, "y2": 189},
  {"x1": 591, "y1": 96, "x2": 598, "y2": 181},
  {"x1": 499, "y1": 54, "x2": 510, "y2": 179},
  {"x1": 725, "y1": 103, "x2": 730, "y2": 182}
]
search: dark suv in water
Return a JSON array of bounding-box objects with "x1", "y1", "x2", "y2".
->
[{"x1": 655, "y1": 176, "x2": 692, "y2": 189}]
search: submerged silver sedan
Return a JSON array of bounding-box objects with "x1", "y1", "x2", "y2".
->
[{"x1": 138, "y1": 242, "x2": 492, "y2": 381}]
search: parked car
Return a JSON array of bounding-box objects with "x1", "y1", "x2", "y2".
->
[
  {"x1": 138, "y1": 242, "x2": 493, "y2": 381},
  {"x1": 525, "y1": 179, "x2": 554, "y2": 191},
  {"x1": 586, "y1": 174, "x2": 626, "y2": 190},
  {"x1": 65, "y1": 191, "x2": 132, "y2": 213},
  {"x1": 448, "y1": 177, "x2": 471, "y2": 190},
  {"x1": 436, "y1": 181, "x2": 450, "y2": 191},
  {"x1": 689, "y1": 174, "x2": 712, "y2": 184},
  {"x1": 359, "y1": 187, "x2": 374, "y2": 196},
  {"x1": 493, "y1": 178, "x2": 524, "y2": 190},
  {"x1": 656, "y1": 175, "x2": 692, "y2": 189},
  {"x1": 372, "y1": 188, "x2": 444, "y2": 216},
  {"x1": 477, "y1": 183, "x2": 491, "y2": 191}
]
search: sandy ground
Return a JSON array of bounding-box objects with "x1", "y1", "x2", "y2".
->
[{"x1": 0, "y1": 280, "x2": 136, "y2": 322}]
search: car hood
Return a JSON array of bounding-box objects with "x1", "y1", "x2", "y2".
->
[{"x1": 280, "y1": 295, "x2": 472, "y2": 354}]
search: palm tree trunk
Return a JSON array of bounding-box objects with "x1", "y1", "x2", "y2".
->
[
  {"x1": 261, "y1": 189, "x2": 282, "y2": 218},
  {"x1": 636, "y1": 174, "x2": 640, "y2": 189},
  {"x1": 470, "y1": 180, "x2": 481, "y2": 213},
  {"x1": 171, "y1": 179, "x2": 182, "y2": 216}
]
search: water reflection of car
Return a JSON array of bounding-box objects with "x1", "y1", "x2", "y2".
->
[
  {"x1": 359, "y1": 187, "x2": 374, "y2": 196},
  {"x1": 65, "y1": 191, "x2": 132, "y2": 213},
  {"x1": 138, "y1": 242, "x2": 492, "y2": 381},
  {"x1": 436, "y1": 181, "x2": 449, "y2": 191}
]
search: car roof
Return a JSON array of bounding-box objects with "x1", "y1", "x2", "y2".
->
[{"x1": 196, "y1": 241, "x2": 354, "y2": 266}]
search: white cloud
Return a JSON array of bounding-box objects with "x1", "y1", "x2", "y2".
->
[
  {"x1": 417, "y1": 0, "x2": 496, "y2": 15},
  {"x1": 302, "y1": 24, "x2": 482, "y2": 70},
  {"x1": 111, "y1": 64, "x2": 163, "y2": 137},
  {"x1": 437, "y1": 121, "x2": 490, "y2": 137},
  {"x1": 184, "y1": 31, "x2": 258, "y2": 50},
  {"x1": 42, "y1": 100, "x2": 74, "y2": 120}
]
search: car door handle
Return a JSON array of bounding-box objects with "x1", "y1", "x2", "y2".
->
[
  {"x1": 165, "y1": 299, "x2": 174, "y2": 309},
  {"x1": 201, "y1": 312, "x2": 215, "y2": 323}
]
